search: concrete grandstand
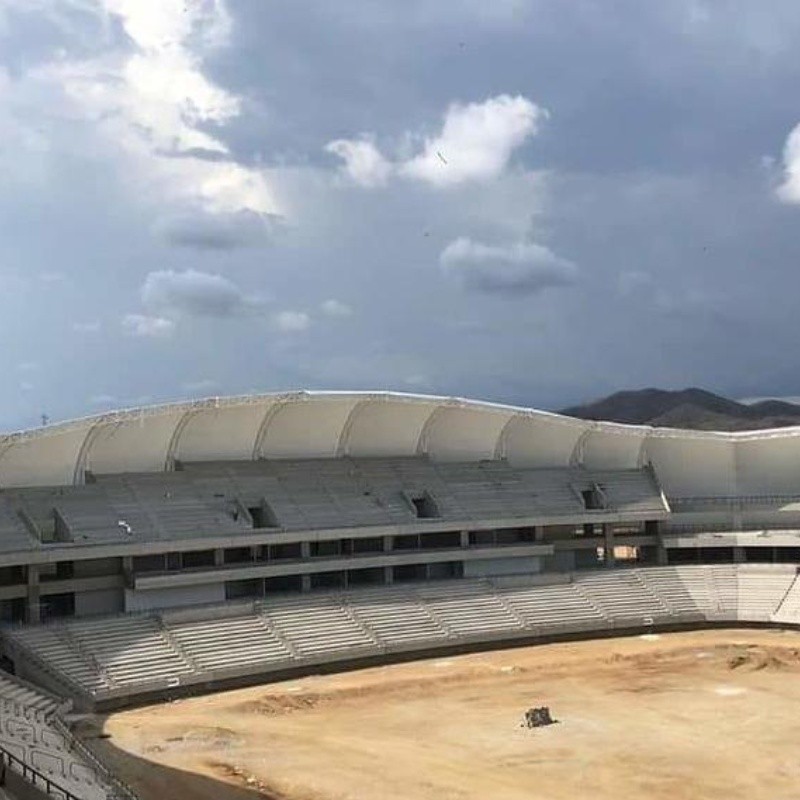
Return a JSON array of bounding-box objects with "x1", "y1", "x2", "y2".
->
[{"x1": 4, "y1": 390, "x2": 800, "y2": 798}]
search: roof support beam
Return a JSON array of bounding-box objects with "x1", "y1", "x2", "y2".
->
[
  {"x1": 569, "y1": 427, "x2": 595, "y2": 467},
  {"x1": 251, "y1": 394, "x2": 309, "y2": 459},
  {"x1": 163, "y1": 410, "x2": 198, "y2": 471},
  {"x1": 72, "y1": 422, "x2": 116, "y2": 485},
  {"x1": 415, "y1": 402, "x2": 457, "y2": 456},
  {"x1": 336, "y1": 399, "x2": 373, "y2": 456},
  {"x1": 494, "y1": 414, "x2": 526, "y2": 459}
]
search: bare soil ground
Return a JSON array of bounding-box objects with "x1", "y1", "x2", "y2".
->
[{"x1": 90, "y1": 629, "x2": 800, "y2": 800}]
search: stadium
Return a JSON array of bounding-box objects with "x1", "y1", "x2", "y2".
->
[{"x1": 2, "y1": 390, "x2": 800, "y2": 799}]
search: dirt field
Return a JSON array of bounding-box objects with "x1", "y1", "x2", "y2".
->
[{"x1": 90, "y1": 629, "x2": 800, "y2": 800}]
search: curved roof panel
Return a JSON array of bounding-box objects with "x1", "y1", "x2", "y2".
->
[{"x1": 1, "y1": 390, "x2": 800, "y2": 490}]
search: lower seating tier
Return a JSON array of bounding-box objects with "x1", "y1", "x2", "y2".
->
[{"x1": 3, "y1": 564, "x2": 799, "y2": 710}]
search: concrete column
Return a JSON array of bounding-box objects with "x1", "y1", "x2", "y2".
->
[
  {"x1": 656, "y1": 540, "x2": 668, "y2": 566},
  {"x1": 733, "y1": 547, "x2": 746, "y2": 564},
  {"x1": 460, "y1": 530, "x2": 470, "y2": 548},
  {"x1": 26, "y1": 565, "x2": 40, "y2": 624},
  {"x1": 121, "y1": 555, "x2": 134, "y2": 583},
  {"x1": 384, "y1": 566, "x2": 393, "y2": 585},
  {"x1": 213, "y1": 549, "x2": 225, "y2": 566},
  {"x1": 301, "y1": 574, "x2": 311, "y2": 592},
  {"x1": 301, "y1": 541, "x2": 311, "y2": 559},
  {"x1": 534, "y1": 525, "x2": 544, "y2": 543},
  {"x1": 383, "y1": 535, "x2": 393, "y2": 553},
  {"x1": 603, "y1": 525, "x2": 616, "y2": 569}
]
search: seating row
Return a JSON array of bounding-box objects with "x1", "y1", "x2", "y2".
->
[{"x1": 4, "y1": 565, "x2": 800, "y2": 708}]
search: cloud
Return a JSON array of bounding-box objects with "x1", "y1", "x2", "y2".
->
[
  {"x1": 26, "y1": 0, "x2": 278, "y2": 220},
  {"x1": 400, "y1": 95, "x2": 546, "y2": 186},
  {"x1": 777, "y1": 121, "x2": 800, "y2": 203},
  {"x1": 326, "y1": 94, "x2": 545, "y2": 188},
  {"x1": 141, "y1": 269, "x2": 262, "y2": 318},
  {"x1": 324, "y1": 138, "x2": 392, "y2": 187},
  {"x1": 320, "y1": 298, "x2": 353, "y2": 317},
  {"x1": 122, "y1": 313, "x2": 175, "y2": 338},
  {"x1": 154, "y1": 209, "x2": 280, "y2": 250},
  {"x1": 273, "y1": 310, "x2": 311, "y2": 332},
  {"x1": 439, "y1": 237, "x2": 578, "y2": 295}
]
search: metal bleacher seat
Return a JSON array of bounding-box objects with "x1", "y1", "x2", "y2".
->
[
  {"x1": 574, "y1": 570, "x2": 671, "y2": 623},
  {"x1": 413, "y1": 580, "x2": 525, "y2": 637},
  {"x1": 64, "y1": 615, "x2": 193, "y2": 686},
  {"x1": 261, "y1": 595, "x2": 378, "y2": 657},
  {"x1": 735, "y1": 567, "x2": 796, "y2": 622},
  {"x1": 634, "y1": 566, "x2": 704, "y2": 618},
  {"x1": 499, "y1": 582, "x2": 606, "y2": 631},
  {"x1": 168, "y1": 613, "x2": 293, "y2": 671},
  {"x1": 346, "y1": 585, "x2": 450, "y2": 645}
]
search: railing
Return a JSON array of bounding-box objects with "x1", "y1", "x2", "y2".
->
[
  {"x1": 662, "y1": 523, "x2": 800, "y2": 535},
  {"x1": 50, "y1": 718, "x2": 139, "y2": 800},
  {"x1": 0, "y1": 741, "x2": 79, "y2": 800},
  {"x1": 670, "y1": 494, "x2": 800, "y2": 509}
]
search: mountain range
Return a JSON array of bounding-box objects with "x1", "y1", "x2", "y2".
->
[{"x1": 560, "y1": 388, "x2": 800, "y2": 431}]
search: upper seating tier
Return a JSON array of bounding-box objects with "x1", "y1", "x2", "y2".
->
[{"x1": 0, "y1": 457, "x2": 667, "y2": 551}]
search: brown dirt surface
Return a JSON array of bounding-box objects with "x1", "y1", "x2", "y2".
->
[{"x1": 92, "y1": 629, "x2": 800, "y2": 800}]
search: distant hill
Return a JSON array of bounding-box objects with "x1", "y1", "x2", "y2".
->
[{"x1": 560, "y1": 388, "x2": 800, "y2": 431}]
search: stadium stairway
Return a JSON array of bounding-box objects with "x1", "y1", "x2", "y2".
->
[{"x1": 770, "y1": 570, "x2": 800, "y2": 625}]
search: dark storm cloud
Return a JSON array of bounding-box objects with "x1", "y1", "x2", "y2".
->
[
  {"x1": 3, "y1": 0, "x2": 800, "y2": 428},
  {"x1": 439, "y1": 237, "x2": 577, "y2": 295},
  {"x1": 140, "y1": 269, "x2": 265, "y2": 318}
]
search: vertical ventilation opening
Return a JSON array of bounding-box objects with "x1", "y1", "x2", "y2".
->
[
  {"x1": 248, "y1": 500, "x2": 279, "y2": 529},
  {"x1": 580, "y1": 485, "x2": 606, "y2": 511},
  {"x1": 408, "y1": 491, "x2": 440, "y2": 519}
]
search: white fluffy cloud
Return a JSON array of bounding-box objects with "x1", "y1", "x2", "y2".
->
[
  {"x1": 324, "y1": 138, "x2": 392, "y2": 187},
  {"x1": 778, "y1": 122, "x2": 800, "y2": 203},
  {"x1": 273, "y1": 310, "x2": 311, "y2": 332},
  {"x1": 23, "y1": 0, "x2": 278, "y2": 220},
  {"x1": 326, "y1": 94, "x2": 545, "y2": 188},
  {"x1": 440, "y1": 237, "x2": 577, "y2": 295},
  {"x1": 141, "y1": 269, "x2": 261, "y2": 318},
  {"x1": 122, "y1": 313, "x2": 175, "y2": 338}
]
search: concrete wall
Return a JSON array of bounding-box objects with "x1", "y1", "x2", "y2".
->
[
  {"x1": 124, "y1": 582, "x2": 225, "y2": 612},
  {"x1": 72, "y1": 558, "x2": 121, "y2": 578},
  {"x1": 74, "y1": 588, "x2": 123, "y2": 617},
  {"x1": 463, "y1": 556, "x2": 542, "y2": 578}
]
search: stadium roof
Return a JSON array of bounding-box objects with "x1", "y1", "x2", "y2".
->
[{"x1": 2, "y1": 391, "x2": 800, "y2": 495}]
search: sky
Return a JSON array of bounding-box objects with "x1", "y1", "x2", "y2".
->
[{"x1": 2, "y1": 0, "x2": 800, "y2": 429}]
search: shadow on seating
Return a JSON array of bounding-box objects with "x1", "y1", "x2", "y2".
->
[{"x1": 77, "y1": 715, "x2": 281, "y2": 800}]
